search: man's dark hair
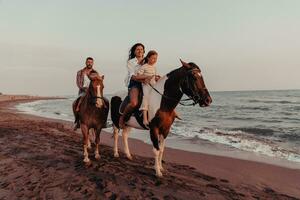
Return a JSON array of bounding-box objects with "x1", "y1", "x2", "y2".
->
[{"x1": 86, "y1": 57, "x2": 94, "y2": 61}]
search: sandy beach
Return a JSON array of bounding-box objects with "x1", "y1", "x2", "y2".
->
[{"x1": 0, "y1": 95, "x2": 300, "y2": 199}]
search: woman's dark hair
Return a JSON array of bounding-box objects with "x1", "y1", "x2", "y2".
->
[
  {"x1": 141, "y1": 50, "x2": 158, "y2": 65},
  {"x1": 128, "y1": 43, "x2": 145, "y2": 60}
]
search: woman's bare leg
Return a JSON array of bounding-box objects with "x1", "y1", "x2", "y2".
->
[
  {"x1": 143, "y1": 110, "x2": 149, "y2": 126},
  {"x1": 119, "y1": 87, "x2": 139, "y2": 128}
]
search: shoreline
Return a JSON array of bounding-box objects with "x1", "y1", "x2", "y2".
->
[
  {"x1": 1, "y1": 95, "x2": 300, "y2": 199},
  {"x1": 15, "y1": 97, "x2": 300, "y2": 170}
]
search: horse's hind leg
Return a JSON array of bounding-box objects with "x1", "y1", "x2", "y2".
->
[
  {"x1": 113, "y1": 125, "x2": 120, "y2": 157},
  {"x1": 122, "y1": 126, "x2": 132, "y2": 160},
  {"x1": 94, "y1": 128, "x2": 101, "y2": 160},
  {"x1": 81, "y1": 124, "x2": 90, "y2": 164}
]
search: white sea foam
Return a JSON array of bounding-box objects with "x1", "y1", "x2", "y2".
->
[
  {"x1": 171, "y1": 126, "x2": 300, "y2": 163},
  {"x1": 15, "y1": 90, "x2": 300, "y2": 165}
]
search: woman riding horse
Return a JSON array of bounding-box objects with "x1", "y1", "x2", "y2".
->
[
  {"x1": 119, "y1": 43, "x2": 153, "y2": 128},
  {"x1": 111, "y1": 60, "x2": 212, "y2": 177}
]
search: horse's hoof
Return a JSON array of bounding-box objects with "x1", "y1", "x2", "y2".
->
[
  {"x1": 95, "y1": 154, "x2": 101, "y2": 160},
  {"x1": 156, "y1": 171, "x2": 163, "y2": 177},
  {"x1": 126, "y1": 155, "x2": 133, "y2": 160},
  {"x1": 83, "y1": 157, "x2": 90, "y2": 163},
  {"x1": 83, "y1": 159, "x2": 92, "y2": 166},
  {"x1": 114, "y1": 152, "x2": 119, "y2": 158}
]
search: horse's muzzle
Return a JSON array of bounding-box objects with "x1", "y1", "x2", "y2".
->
[
  {"x1": 96, "y1": 99, "x2": 103, "y2": 108},
  {"x1": 199, "y1": 96, "x2": 212, "y2": 107}
]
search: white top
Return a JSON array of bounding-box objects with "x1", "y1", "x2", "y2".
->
[
  {"x1": 83, "y1": 74, "x2": 90, "y2": 88},
  {"x1": 137, "y1": 63, "x2": 156, "y2": 77},
  {"x1": 137, "y1": 63, "x2": 157, "y2": 85},
  {"x1": 124, "y1": 58, "x2": 141, "y2": 87}
]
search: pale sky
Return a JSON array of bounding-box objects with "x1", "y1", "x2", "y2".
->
[{"x1": 0, "y1": 0, "x2": 299, "y2": 96}]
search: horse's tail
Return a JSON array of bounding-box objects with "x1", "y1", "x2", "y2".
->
[{"x1": 110, "y1": 96, "x2": 122, "y2": 129}]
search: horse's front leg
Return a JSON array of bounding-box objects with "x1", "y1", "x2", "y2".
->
[
  {"x1": 94, "y1": 128, "x2": 101, "y2": 160},
  {"x1": 87, "y1": 129, "x2": 95, "y2": 149},
  {"x1": 81, "y1": 124, "x2": 90, "y2": 164},
  {"x1": 158, "y1": 135, "x2": 166, "y2": 172},
  {"x1": 113, "y1": 125, "x2": 120, "y2": 157},
  {"x1": 122, "y1": 126, "x2": 132, "y2": 160},
  {"x1": 150, "y1": 127, "x2": 162, "y2": 177}
]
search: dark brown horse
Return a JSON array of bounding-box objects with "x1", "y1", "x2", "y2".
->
[
  {"x1": 72, "y1": 72, "x2": 109, "y2": 164},
  {"x1": 110, "y1": 60, "x2": 212, "y2": 177}
]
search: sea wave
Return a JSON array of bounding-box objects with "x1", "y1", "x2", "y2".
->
[
  {"x1": 248, "y1": 99, "x2": 299, "y2": 104},
  {"x1": 239, "y1": 106, "x2": 270, "y2": 111},
  {"x1": 230, "y1": 127, "x2": 275, "y2": 136},
  {"x1": 193, "y1": 128, "x2": 300, "y2": 163}
]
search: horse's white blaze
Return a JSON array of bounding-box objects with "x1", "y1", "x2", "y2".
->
[
  {"x1": 197, "y1": 72, "x2": 202, "y2": 77},
  {"x1": 96, "y1": 85, "x2": 103, "y2": 107},
  {"x1": 126, "y1": 76, "x2": 168, "y2": 129}
]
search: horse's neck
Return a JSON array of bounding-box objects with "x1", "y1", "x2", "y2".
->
[
  {"x1": 82, "y1": 89, "x2": 92, "y2": 106},
  {"x1": 160, "y1": 70, "x2": 185, "y2": 112}
]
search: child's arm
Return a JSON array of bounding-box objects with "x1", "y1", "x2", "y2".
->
[
  {"x1": 137, "y1": 66, "x2": 153, "y2": 83},
  {"x1": 154, "y1": 67, "x2": 160, "y2": 81}
]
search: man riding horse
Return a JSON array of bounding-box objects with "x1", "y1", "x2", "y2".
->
[
  {"x1": 72, "y1": 57, "x2": 109, "y2": 164},
  {"x1": 74, "y1": 57, "x2": 101, "y2": 130}
]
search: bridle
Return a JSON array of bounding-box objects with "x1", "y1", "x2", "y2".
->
[
  {"x1": 89, "y1": 80, "x2": 104, "y2": 101},
  {"x1": 180, "y1": 68, "x2": 207, "y2": 106},
  {"x1": 149, "y1": 68, "x2": 205, "y2": 106}
]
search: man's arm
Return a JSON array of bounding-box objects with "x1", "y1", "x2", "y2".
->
[{"x1": 76, "y1": 70, "x2": 83, "y2": 89}]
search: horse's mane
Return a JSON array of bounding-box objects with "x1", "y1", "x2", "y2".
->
[
  {"x1": 166, "y1": 63, "x2": 200, "y2": 78},
  {"x1": 166, "y1": 66, "x2": 184, "y2": 78}
]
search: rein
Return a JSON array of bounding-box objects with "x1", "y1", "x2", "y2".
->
[
  {"x1": 148, "y1": 83, "x2": 198, "y2": 106},
  {"x1": 148, "y1": 68, "x2": 204, "y2": 106}
]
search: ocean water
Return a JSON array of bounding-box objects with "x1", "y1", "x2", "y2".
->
[{"x1": 16, "y1": 90, "x2": 300, "y2": 163}]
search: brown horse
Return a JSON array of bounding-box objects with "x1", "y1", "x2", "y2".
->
[
  {"x1": 73, "y1": 71, "x2": 109, "y2": 164},
  {"x1": 110, "y1": 60, "x2": 212, "y2": 177}
]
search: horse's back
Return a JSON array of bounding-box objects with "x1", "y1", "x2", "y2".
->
[{"x1": 148, "y1": 76, "x2": 167, "y2": 121}]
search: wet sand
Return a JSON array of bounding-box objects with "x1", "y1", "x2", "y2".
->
[{"x1": 0, "y1": 95, "x2": 300, "y2": 199}]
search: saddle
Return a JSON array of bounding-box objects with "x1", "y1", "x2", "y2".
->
[{"x1": 119, "y1": 90, "x2": 149, "y2": 130}]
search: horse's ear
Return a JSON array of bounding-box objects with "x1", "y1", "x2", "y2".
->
[
  {"x1": 180, "y1": 59, "x2": 190, "y2": 68},
  {"x1": 101, "y1": 75, "x2": 104, "y2": 80}
]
